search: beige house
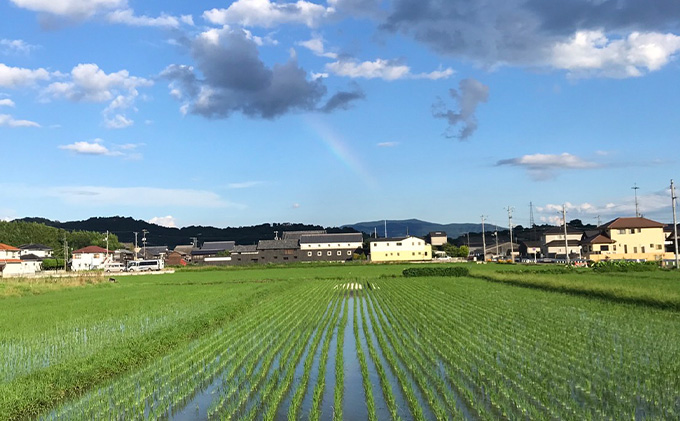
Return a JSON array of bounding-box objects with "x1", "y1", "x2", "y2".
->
[
  {"x1": 541, "y1": 226, "x2": 583, "y2": 258},
  {"x1": 426, "y1": 231, "x2": 448, "y2": 247},
  {"x1": 370, "y1": 236, "x2": 432, "y2": 262},
  {"x1": 581, "y1": 217, "x2": 672, "y2": 262}
]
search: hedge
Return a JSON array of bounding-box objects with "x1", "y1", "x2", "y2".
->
[
  {"x1": 591, "y1": 260, "x2": 659, "y2": 272},
  {"x1": 402, "y1": 266, "x2": 470, "y2": 277}
]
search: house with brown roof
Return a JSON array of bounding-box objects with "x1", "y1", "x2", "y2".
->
[
  {"x1": 71, "y1": 246, "x2": 112, "y2": 271},
  {"x1": 541, "y1": 226, "x2": 583, "y2": 259},
  {"x1": 581, "y1": 217, "x2": 672, "y2": 262}
]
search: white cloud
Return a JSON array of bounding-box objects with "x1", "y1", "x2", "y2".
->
[
  {"x1": 0, "y1": 39, "x2": 36, "y2": 54},
  {"x1": 51, "y1": 186, "x2": 240, "y2": 208},
  {"x1": 377, "y1": 141, "x2": 398, "y2": 147},
  {"x1": 497, "y1": 153, "x2": 598, "y2": 180},
  {"x1": 0, "y1": 114, "x2": 40, "y2": 127},
  {"x1": 326, "y1": 59, "x2": 453, "y2": 81},
  {"x1": 297, "y1": 35, "x2": 337, "y2": 58},
  {"x1": 0, "y1": 63, "x2": 51, "y2": 88},
  {"x1": 551, "y1": 31, "x2": 680, "y2": 78},
  {"x1": 0, "y1": 99, "x2": 15, "y2": 107},
  {"x1": 45, "y1": 63, "x2": 151, "y2": 128},
  {"x1": 228, "y1": 181, "x2": 264, "y2": 189},
  {"x1": 58, "y1": 139, "x2": 118, "y2": 155},
  {"x1": 203, "y1": 0, "x2": 334, "y2": 28},
  {"x1": 106, "y1": 8, "x2": 192, "y2": 28},
  {"x1": 9, "y1": 0, "x2": 125, "y2": 18},
  {"x1": 292, "y1": 203, "x2": 300, "y2": 209},
  {"x1": 148, "y1": 215, "x2": 177, "y2": 228}
]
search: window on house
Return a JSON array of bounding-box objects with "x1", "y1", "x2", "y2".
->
[
  {"x1": 337, "y1": 251, "x2": 341, "y2": 256},
  {"x1": 347, "y1": 251, "x2": 352, "y2": 255},
  {"x1": 619, "y1": 229, "x2": 626, "y2": 234},
  {"x1": 396, "y1": 242, "x2": 402, "y2": 246},
  {"x1": 397, "y1": 253, "x2": 400, "y2": 256},
  {"x1": 657, "y1": 245, "x2": 663, "y2": 250},
  {"x1": 634, "y1": 247, "x2": 638, "y2": 253},
  {"x1": 307, "y1": 251, "x2": 312, "y2": 257},
  {"x1": 425, "y1": 252, "x2": 428, "y2": 256},
  {"x1": 637, "y1": 229, "x2": 641, "y2": 233},
  {"x1": 327, "y1": 251, "x2": 332, "y2": 256},
  {"x1": 613, "y1": 245, "x2": 616, "y2": 251},
  {"x1": 317, "y1": 251, "x2": 322, "y2": 256},
  {"x1": 650, "y1": 244, "x2": 654, "y2": 248},
  {"x1": 601, "y1": 245, "x2": 609, "y2": 251},
  {"x1": 284, "y1": 249, "x2": 294, "y2": 255},
  {"x1": 641, "y1": 246, "x2": 646, "y2": 253},
  {"x1": 373, "y1": 243, "x2": 377, "y2": 247},
  {"x1": 624, "y1": 245, "x2": 628, "y2": 253},
  {"x1": 630, "y1": 229, "x2": 635, "y2": 234}
]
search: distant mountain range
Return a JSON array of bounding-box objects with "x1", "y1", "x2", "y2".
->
[
  {"x1": 15, "y1": 216, "x2": 495, "y2": 248},
  {"x1": 343, "y1": 219, "x2": 497, "y2": 239}
]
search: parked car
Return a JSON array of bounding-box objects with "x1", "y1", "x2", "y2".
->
[{"x1": 103, "y1": 262, "x2": 126, "y2": 272}]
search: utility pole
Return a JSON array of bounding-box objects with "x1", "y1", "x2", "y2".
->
[
  {"x1": 63, "y1": 234, "x2": 68, "y2": 271},
  {"x1": 481, "y1": 215, "x2": 487, "y2": 263},
  {"x1": 466, "y1": 232, "x2": 470, "y2": 249},
  {"x1": 142, "y1": 229, "x2": 148, "y2": 260},
  {"x1": 530, "y1": 201, "x2": 537, "y2": 241},
  {"x1": 494, "y1": 226, "x2": 499, "y2": 258},
  {"x1": 384, "y1": 220, "x2": 387, "y2": 238},
  {"x1": 562, "y1": 204, "x2": 570, "y2": 265},
  {"x1": 134, "y1": 232, "x2": 139, "y2": 260},
  {"x1": 632, "y1": 183, "x2": 640, "y2": 217},
  {"x1": 506, "y1": 206, "x2": 515, "y2": 261},
  {"x1": 671, "y1": 179, "x2": 679, "y2": 269},
  {"x1": 105, "y1": 230, "x2": 109, "y2": 259},
  {"x1": 595, "y1": 215, "x2": 602, "y2": 227}
]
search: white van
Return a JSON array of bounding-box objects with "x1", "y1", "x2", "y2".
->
[
  {"x1": 127, "y1": 259, "x2": 164, "y2": 272},
  {"x1": 104, "y1": 262, "x2": 126, "y2": 272}
]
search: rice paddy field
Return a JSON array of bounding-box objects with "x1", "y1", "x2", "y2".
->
[{"x1": 1, "y1": 263, "x2": 679, "y2": 420}]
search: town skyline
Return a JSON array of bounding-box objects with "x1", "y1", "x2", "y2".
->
[{"x1": 1, "y1": 0, "x2": 679, "y2": 229}]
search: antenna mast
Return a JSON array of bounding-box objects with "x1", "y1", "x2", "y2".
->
[
  {"x1": 632, "y1": 183, "x2": 640, "y2": 217},
  {"x1": 671, "y1": 179, "x2": 679, "y2": 269}
]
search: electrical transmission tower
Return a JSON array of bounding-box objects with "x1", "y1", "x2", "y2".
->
[{"x1": 632, "y1": 183, "x2": 641, "y2": 217}]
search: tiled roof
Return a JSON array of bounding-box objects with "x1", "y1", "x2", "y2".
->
[
  {"x1": 581, "y1": 233, "x2": 615, "y2": 244},
  {"x1": 0, "y1": 243, "x2": 20, "y2": 251},
  {"x1": 544, "y1": 226, "x2": 583, "y2": 235},
  {"x1": 428, "y1": 231, "x2": 447, "y2": 236},
  {"x1": 73, "y1": 246, "x2": 110, "y2": 254},
  {"x1": 601, "y1": 217, "x2": 664, "y2": 229},
  {"x1": 18, "y1": 243, "x2": 52, "y2": 251},
  {"x1": 544, "y1": 239, "x2": 581, "y2": 247},
  {"x1": 200, "y1": 241, "x2": 235, "y2": 251},
  {"x1": 257, "y1": 239, "x2": 300, "y2": 250},
  {"x1": 300, "y1": 233, "x2": 363, "y2": 244},
  {"x1": 282, "y1": 230, "x2": 326, "y2": 240},
  {"x1": 232, "y1": 245, "x2": 258, "y2": 253},
  {"x1": 371, "y1": 236, "x2": 411, "y2": 243}
]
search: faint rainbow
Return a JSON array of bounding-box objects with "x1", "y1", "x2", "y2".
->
[{"x1": 305, "y1": 116, "x2": 377, "y2": 188}]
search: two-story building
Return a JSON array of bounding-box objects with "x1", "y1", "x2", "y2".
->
[
  {"x1": 0, "y1": 243, "x2": 24, "y2": 277},
  {"x1": 299, "y1": 233, "x2": 363, "y2": 262},
  {"x1": 541, "y1": 226, "x2": 583, "y2": 259},
  {"x1": 581, "y1": 217, "x2": 671, "y2": 262},
  {"x1": 426, "y1": 231, "x2": 448, "y2": 247},
  {"x1": 370, "y1": 236, "x2": 432, "y2": 262},
  {"x1": 71, "y1": 246, "x2": 112, "y2": 271}
]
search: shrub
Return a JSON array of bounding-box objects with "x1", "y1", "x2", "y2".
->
[
  {"x1": 402, "y1": 266, "x2": 469, "y2": 277},
  {"x1": 592, "y1": 260, "x2": 659, "y2": 272}
]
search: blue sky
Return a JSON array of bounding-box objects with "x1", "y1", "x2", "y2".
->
[{"x1": 1, "y1": 0, "x2": 679, "y2": 230}]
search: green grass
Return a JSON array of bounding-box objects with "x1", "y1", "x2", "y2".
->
[{"x1": 3, "y1": 263, "x2": 680, "y2": 419}]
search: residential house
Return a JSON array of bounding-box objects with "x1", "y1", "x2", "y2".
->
[
  {"x1": 299, "y1": 233, "x2": 363, "y2": 262},
  {"x1": 370, "y1": 236, "x2": 432, "y2": 262},
  {"x1": 165, "y1": 251, "x2": 187, "y2": 266},
  {"x1": 0, "y1": 243, "x2": 24, "y2": 277},
  {"x1": 174, "y1": 245, "x2": 195, "y2": 262},
  {"x1": 71, "y1": 246, "x2": 112, "y2": 271},
  {"x1": 140, "y1": 246, "x2": 168, "y2": 260},
  {"x1": 488, "y1": 241, "x2": 520, "y2": 260},
  {"x1": 581, "y1": 217, "x2": 671, "y2": 262},
  {"x1": 18, "y1": 244, "x2": 53, "y2": 258},
  {"x1": 541, "y1": 226, "x2": 583, "y2": 259},
  {"x1": 664, "y1": 224, "x2": 680, "y2": 253},
  {"x1": 519, "y1": 240, "x2": 542, "y2": 260},
  {"x1": 426, "y1": 231, "x2": 448, "y2": 247}
]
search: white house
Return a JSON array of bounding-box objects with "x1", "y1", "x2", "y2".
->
[
  {"x1": 71, "y1": 246, "x2": 113, "y2": 271},
  {"x1": 370, "y1": 236, "x2": 432, "y2": 262},
  {"x1": 18, "y1": 244, "x2": 53, "y2": 258},
  {"x1": 0, "y1": 243, "x2": 24, "y2": 277},
  {"x1": 299, "y1": 233, "x2": 364, "y2": 261}
]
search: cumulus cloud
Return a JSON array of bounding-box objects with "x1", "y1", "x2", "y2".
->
[
  {"x1": 0, "y1": 114, "x2": 40, "y2": 127},
  {"x1": 497, "y1": 152, "x2": 598, "y2": 180},
  {"x1": 0, "y1": 63, "x2": 51, "y2": 88},
  {"x1": 328, "y1": 0, "x2": 384, "y2": 18},
  {"x1": 326, "y1": 58, "x2": 453, "y2": 80},
  {"x1": 550, "y1": 30, "x2": 680, "y2": 78},
  {"x1": 106, "y1": 8, "x2": 194, "y2": 28},
  {"x1": 44, "y1": 63, "x2": 152, "y2": 128},
  {"x1": 203, "y1": 0, "x2": 334, "y2": 28},
  {"x1": 162, "y1": 27, "x2": 363, "y2": 119},
  {"x1": 382, "y1": 0, "x2": 680, "y2": 77},
  {"x1": 9, "y1": 0, "x2": 125, "y2": 19},
  {"x1": 0, "y1": 39, "x2": 37, "y2": 55},
  {"x1": 0, "y1": 99, "x2": 15, "y2": 107},
  {"x1": 432, "y1": 78, "x2": 488, "y2": 140},
  {"x1": 148, "y1": 215, "x2": 177, "y2": 228}
]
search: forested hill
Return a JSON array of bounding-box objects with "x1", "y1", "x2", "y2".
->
[
  {"x1": 15, "y1": 217, "x2": 358, "y2": 249},
  {"x1": 344, "y1": 219, "x2": 498, "y2": 239}
]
